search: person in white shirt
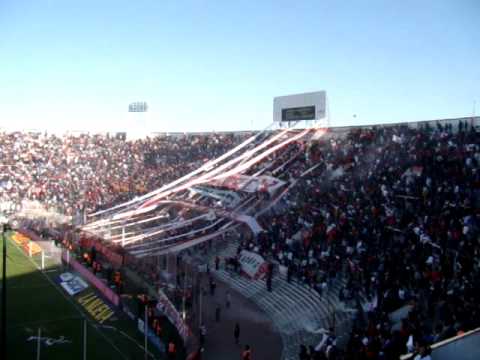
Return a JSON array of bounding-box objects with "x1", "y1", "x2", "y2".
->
[{"x1": 413, "y1": 342, "x2": 432, "y2": 360}]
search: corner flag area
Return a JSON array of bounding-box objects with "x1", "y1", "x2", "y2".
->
[{"x1": 2, "y1": 232, "x2": 165, "y2": 360}]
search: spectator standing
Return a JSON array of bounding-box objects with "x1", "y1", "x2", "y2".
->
[
  {"x1": 299, "y1": 344, "x2": 308, "y2": 360},
  {"x1": 242, "y1": 345, "x2": 252, "y2": 360},
  {"x1": 413, "y1": 341, "x2": 432, "y2": 360},
  {"x1": 210, "y1": 278, "x2": 216, "y2": 296},
  {"x1": 199, "y1": 323, "x2": 206, "y2": 347},
  {"x1": 234, "y1": 323, "x2": 240, "y2": 344},
  {"x1": 226, "y1": 290, "x2": 231, "y2": 309},
  {"x1": 167, "y1": 341, "x2": 176, "y2": 360}
]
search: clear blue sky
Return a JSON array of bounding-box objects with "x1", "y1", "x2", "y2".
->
[{"x1": 1, "y1": 0, "x2": 479, "y2": 133}]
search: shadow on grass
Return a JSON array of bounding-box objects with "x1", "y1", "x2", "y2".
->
[{"x1": 1, "y1": 234, "x2": 186, "y2": 360}]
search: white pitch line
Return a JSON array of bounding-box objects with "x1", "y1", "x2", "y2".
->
[{"x1": 7, "y1": 236, "x2": 135, "y2": 360}]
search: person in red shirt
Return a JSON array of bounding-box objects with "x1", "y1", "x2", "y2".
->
[
  {"x1": 242, "y1": 345, "x2": 251, "y2": 360},
  {"x1": 167, "y1": 341, "x2": 176, "y2": 360}
]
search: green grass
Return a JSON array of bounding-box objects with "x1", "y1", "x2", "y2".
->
[{"x1": 2, "y1": 232, "x2": 166, "y2": 360}]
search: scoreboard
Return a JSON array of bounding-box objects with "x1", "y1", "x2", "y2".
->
[
  {"x1": 281, "y1": 106, "x2": 316, "y2": 122},
  {"x1": 274, "y1": 91, "x2": 326, "y2": 123}
]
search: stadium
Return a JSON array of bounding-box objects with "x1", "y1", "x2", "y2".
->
[
  {"x1": 1, "y1": 2, "x2": 480, "y2": 360},
  {"x1": 2, "y1": 108, "x2": 480, "y2": 360}
]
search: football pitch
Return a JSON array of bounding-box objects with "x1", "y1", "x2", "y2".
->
[{"x1": 1, "y1": 232, "x2": 165, "y2": 360}]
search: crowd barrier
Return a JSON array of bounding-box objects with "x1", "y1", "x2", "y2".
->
[
  {"x1": 400, "y1": 327, "x2": 480, "y2": 360},
  {"x1": 156, "y1": 289, "x2": 190, "y2": 343},
  {"x1": 137, "y1": 318, "x2": 166, "y2": 353},
  {"x1": 62, "y1": 250, "x2": 120, "y2": 306}
]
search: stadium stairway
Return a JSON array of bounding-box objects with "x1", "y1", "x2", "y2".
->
[{"x1": 208, "y1": 241, "x2": 356, "y2": 360}]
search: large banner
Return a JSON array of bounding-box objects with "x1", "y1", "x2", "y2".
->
[
  {"x1": 239, "y1": 250, "x2": 268, "y2": 280},
  {"x1": 156, "y1": 290, "x2": 189, "y2": 342},
  {"x1": 77, "y1": 291, "x2": 115, "y2": 324},
  {"x1": 208, "y1": 175, "x2": 285, "y2": 195}
]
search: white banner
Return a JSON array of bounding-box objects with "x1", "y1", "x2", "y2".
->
[
  {"x1": 234, "y1": 215, "x2": 263, "y2": 234},
  {"x1": 239, "y1": 250, "x2": 268, "y2": 280},
  {"x1": 59, "y1": 272, "x2": 89, "y2": 296},
  {"x1": 402, "y1": 166, "x2": 423, "y2": 178},
  {"x1": 156, "y1": 290, "x2": 189, "y2": 342},
  {"x1": 208, "y1": 175, "x2": 285, "y2": 195}
]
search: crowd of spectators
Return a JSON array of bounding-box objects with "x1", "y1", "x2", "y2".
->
[
  {"x1": 3, "y1": 120, "x2": 480, "y2": 359},
  {"x1": 236, "y1": 120, "x2": 480, "y2": 359},
  {"x1": 0, "y1": 131, "x2": 248, "y2": 216}
]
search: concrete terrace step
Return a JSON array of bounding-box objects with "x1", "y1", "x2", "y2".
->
[
  {"x1": 212, "y1": 268, "x2": 354, "y2": 360},
  {"x1": 217, "y1": 269, "x2": 333, "y2": 331},
  {"x1": 214, "y1": 261, "x2": 350, "y2": 325},
  {"x1": 209, "y1": 242, "x2": 355, "y2": 360}
]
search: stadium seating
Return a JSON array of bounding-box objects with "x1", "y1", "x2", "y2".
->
[
  {"x1": 4, "y1": 118, "x2": 480, "y2": 360},
  {"x1": 209, "y1": 239, "x2": 354, "y2": 360}
]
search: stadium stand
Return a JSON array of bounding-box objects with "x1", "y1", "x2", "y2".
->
[
  {"x1": 3, "y1": 116, "x2": 480, "y2": 360},
  {"x1": 0, "y1": 132, "x2": 249, "y2": 216},
  {"x1": 206, "y1": 239, "x2": 354, "y2": 360}
]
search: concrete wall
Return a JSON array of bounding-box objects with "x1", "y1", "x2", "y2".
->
[
  {"x1": 327, "y1": 116, "x2": 480, "y2": 136},
  {"x1": 432, "y1": 331, "x2": 480, "y2": 360},
  {"x1": 150, "y1": 116, "x2": 480, "y2": 139}
]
